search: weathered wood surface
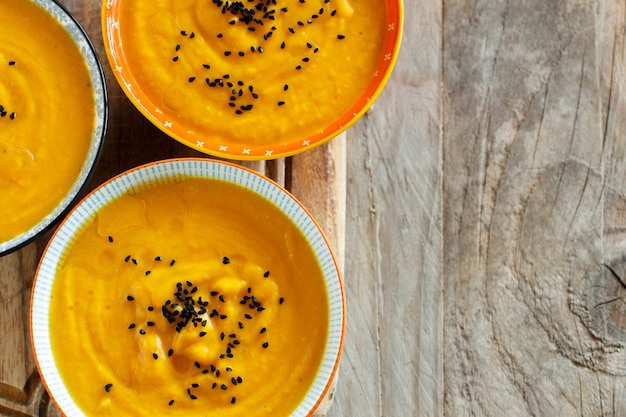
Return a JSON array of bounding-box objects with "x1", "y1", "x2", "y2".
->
[{"x1": 443, "y1": 0, "x2": 626, "y2": 415}]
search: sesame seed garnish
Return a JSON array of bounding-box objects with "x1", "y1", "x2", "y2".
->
[
  {"x1": 145, "y1": 270, "x2": 152, "y2": 276},
  {"x1": 9, "y1": 112, "x2": 15, "y2": 120},
  {"x1": 262, "y1": 342, "x2": 269, "y2": 348},
  {"x1": 277, "y1": 101, "x2": 285, "y2": 106},
  {"x1": 168, "y1": 349, "x2": 174, "y2": 357},
  {"x1": 337, "y1": 34, "x2": 345, "y2": 40},
  {"x1": 279, "y1": 297, "x2": 285, "y2": 304},
  {"x1": 168, "y1": 400, "x2": 175, "y2": 406},
  {"x1": 188, "y1": 76, "x2": 196, "y2": 82},
  {"x1": 8, "y1": 61, "x2": 15, "y2": 66},
  {"x1": 224, "y1": 51, "x2": 232, "y2": 56},
  {"x1": 128, "y1": 323, "x2": 136, "y2": 329},
  {"x1": 104, "y1": 383, "x2": 113, "y2": 392},
  {"x1": 139, "y1": 329, "x2": 146, "y2": 335},
  {"x1": 108, "y1": 235, "x2": 114, "y2": 243},
  {"x1": 153, "y1": 353, "x2": 158, "y2": 360},
  {"x1": 172, "y1": 56, "x2": 179, "y2": 62},
  {"x1": 264, "y1": 270, "x2": 271, "y2": 277},
  {"x1": 222, "y1": 256, "x2": 230, "y2": 264},
  {"x1": 231, "y1": 396, "x2": 237, "y2": 404},
  {"x1": 126, "y1": 295, "x2": 134, "y2": 301},
  {"x1": 221, "y1": 384, "x2": 228, "y2": 390},
  {"x1": 147, "y1": 321, "x2": 155, "y2": 327},
  {"x1": 260, "y1": 327, "x2": 266, "y2": 334}
]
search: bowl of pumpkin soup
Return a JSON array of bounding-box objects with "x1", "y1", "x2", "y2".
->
[
  {"x1": 31, "y1": 158, "x2": 344, "y2": 417},
  {"x1": 102, "y1": 0, "x2": 402, "y2": 159},
  {"x1": 0, "y1": 0, "x2": 107, "y2": 256}
]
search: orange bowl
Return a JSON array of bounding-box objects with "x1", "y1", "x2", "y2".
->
[{"x1": 102, "y1": 0, "x2": 403, "y2": 160}]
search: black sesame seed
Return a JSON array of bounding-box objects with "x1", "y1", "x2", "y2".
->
[
  {"x1": 203, "y1": 64, "x2": 211, "y2": 69},
  {"x1": 222, "y1": 256, "x2": 231, "y2": 264},
  {"x1": 170, "y1": 259, "x2": 176, "y2": 266},
  {"x1": 145, "y1": 270, "x2": 152, "y2": 276},
  {"x1": 244, "y1": 313, "x2": 252, "y2": 319},
  {"x1": 181, "y1": 30, "x2": 188, "y2": 36},
  {"x1": 279, "y1": 297, "x2": 285, "y2": 304},
  {"x1": 337, "y1": 34, "x2": 345, "y2": 40},
  {"x1": 9, "y1": 112, "x2": 15, "y2": 120},
  {"x1": 8, "y1": 61, "x2": 15, "y2": 66},
  {"x1": 190, "y1": 394, "x2": 197, "y2": 400},
  {"x1": 277, "y1": 101, "x2": 285, "y2": 106},
  {"x1": 224, "y1": 51, "x2": 232, "y2": 56},
  {"x1": 192, "y1": 383, "x2": 200, "y2": 388},
  {"x1": 175, "y1": 44, "x2": 181, "y2": 51},
  {"x1": 199, "y1": 331, "x2": 207, "y2": 337},
  {"x1": 154, "y1": 256, "x2": 162, "y2": 261},
  {"x1": 331, "y1": 9, "x2": 337, "y2": 16},
  {"x1": 194, "y1": 361, "x2": 201, "y2": 368},
  {"x1": 221, "y1": 384, "x2": 228, "y2": 390},
  {"x1": 219, "y1": 295, "x2": 226, "y2": 302},
  {"x1": 147, "y1": 321, "x2": 155, "y2": 327},
  {"x1": 265, "y1": 270, "x2": 271, "y2": 277},
  {"x1": 258, "y1": 46, "x2": 264, "y2": 53},
  {"x1": 288, "y1": 27, "x2": 295, "y2": 33},
  {"x1": 153, "y1": 353, "x2": 158, "y2": 360},
  {"x1": 168, "y1": 349, "x2": 174, "y2": 356},
  {"x1": 231, "y1": 396, "x2": 236, "y2": 404},
  {"x1": 104, "y1": 383, "x2": 113, "y2": 392},
  {"x1": 172, "y1": 56, "x2": 179, "y2": 62},
  {"x1": 128, "y1": 323, "x2": 136, "y2": 329},
  {"x1": 190, "y1": 32, "x2": 195, "y2": 38},
  {"x1": 132, "y1": 258, "x2": 138, "y2": 265},
  {"x1": 108, "y1": 235, "x2": 114, "y2": 243},
  {"x1": 127, "y1": 295, "x2": 134, "y2": 301},
  {"x1": 168, "y1": 400, "x2": 175, "y2": 406},
  {"x1": 189, "y1": 76, "x2": 196, "y2": 82},
  {"x1": 217, "y1": 33, "x2": 223, "y2": 38},
  {"x1": 231, "y1": 377, "x2": 237, "y2": 385},
  {"x1": 262, "y1": 342, "x2": 269, "y2": 348},
  {"x1": 302, "y1": 57, "x2": 310, "y2": 62},
  {"x1": 139, "y1": 329, "x2": 146, "y2": 335},
  {"x1": 238, "y1": 321, "x2": 244, "y2": 329}
]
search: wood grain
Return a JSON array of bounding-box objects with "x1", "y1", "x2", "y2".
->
[{"x1": 443, "y1": 0, "x2": 626, "y2": 415}]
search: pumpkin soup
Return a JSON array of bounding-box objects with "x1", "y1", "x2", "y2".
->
[
  {"x1": 49, "y1": 177, "x2": 329, "y2": 416},
  {"x1": 0, "y1": 0, "x2": 96, "y2": 243},
  {"x1": 109, "y1": 0, "x2": 387, "y2": 150}
]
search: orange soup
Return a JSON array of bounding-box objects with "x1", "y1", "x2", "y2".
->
[
  {"x1": 49, "y1": 177, "x2": 329, "y2": 416},
  {"x1": 111, "y1": 0, "x2": 387, "y2": 149},
  {"x1": 0, "y1": 0, "x2": 95, "y2": 243}
]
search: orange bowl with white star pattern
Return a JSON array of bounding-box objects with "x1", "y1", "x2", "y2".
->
[{"x1": 102, "y1": 0, "x2": 403, "y2": 160}]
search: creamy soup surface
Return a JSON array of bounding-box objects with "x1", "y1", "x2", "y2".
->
[
  {"x1": 49, "y1": 177, "x2": 329, "y2": 417},
  {"x1": 115, "y1": 0, "x2": 387, "y2": 148}
]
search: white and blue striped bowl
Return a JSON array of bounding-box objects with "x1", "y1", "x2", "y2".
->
[{"x1": 31, "y1": 158, "x2": 345, "y2": 417}]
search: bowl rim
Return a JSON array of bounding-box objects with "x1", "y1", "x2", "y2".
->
[
  {"x1": 101, "y1": 0, "x2": 404, "y2": 160},
  {"x1": 30, "y1": 157, "x2": 345, "y2": 417},
  {"x1": 0, "y1": 0, "x2": 108, "y2": 257}
]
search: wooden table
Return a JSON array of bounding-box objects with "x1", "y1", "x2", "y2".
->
[{"x1": 7, "y1": 0, "x2": 626, "y2": 416}]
